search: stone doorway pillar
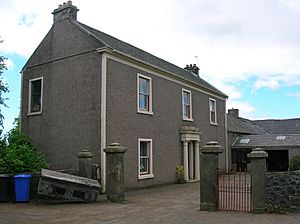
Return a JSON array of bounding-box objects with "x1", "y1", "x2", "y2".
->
[
  {"x1": 180, "y1": 126, "x2": 201, "y2": 182},
  {"x1": 183, "y1": 141, "x2": 189, "y2": 181}
]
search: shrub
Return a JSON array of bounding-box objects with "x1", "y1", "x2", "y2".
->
[
  {"x1": 289, "y1": 156, "x2": 300, "y2": 171},
  {"x1": 0, "y1": 118, "x2": 48, "y2": 174},
  {"x1": 176, "y1": 165, "x2": 184, "y2": 177}
]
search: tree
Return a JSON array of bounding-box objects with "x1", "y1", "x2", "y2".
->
[
  {"x1": 0, "y1": 118, "x2": 48, "y2": 174},
  {"x1": 0, "y1": 38, "x2": 9, "y2": 135}
]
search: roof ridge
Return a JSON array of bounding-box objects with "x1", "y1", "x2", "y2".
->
[{"x1": 254, "y1": 118, "x2": 300, "y2": 121}]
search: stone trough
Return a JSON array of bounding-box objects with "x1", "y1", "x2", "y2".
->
[{"x1": 37, "y1": 169, "x2": 101, "y2": 202}]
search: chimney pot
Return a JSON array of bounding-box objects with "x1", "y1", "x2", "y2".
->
[
  {"x1": 184, "y1": 63, "x2": 200, "y2": 77},
  {"x1": 228, "y1": 108, "x2": 239, "y2": 117},
  {"x1": 52, "y1": 1, "x2": 79, "y2": 23}
]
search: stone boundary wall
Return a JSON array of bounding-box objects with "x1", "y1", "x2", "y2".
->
[{"x1": 265, "y1": 171, "x2": 300, "y2": 212}]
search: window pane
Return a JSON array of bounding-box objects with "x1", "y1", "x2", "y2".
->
[
  {"x1": 140, "y1": 142, "x2": 148, "y2": 156},
  {"x1": 184, "y1": 105, "x2": 190, "y2": 118},
  {"x1": 183, "y1": 92, "x2": 189, "y2": 105},
  {"x1": 140, "y1": 158, "x2": 149, "y2": 173},
  {"x1": 139, "y1": 94, "x2": 149, "y2": 110},
  {"x1": 211, "y1": 111, "x2": 215, "y2": 123},
  {"x1": 32, "y1": 80, "x2": 41, "y2": 95},
  {"x1": 140, "y1": 141, "x2": 150, "y2": 174},
  {"x1": 139, "y1": 78, "x2": 148, "y2": 94},
  {"x1": 31, "y1": 79, "x2": 42, "y2": 112},
  {"x1": 183, "y1": 91, "x2": 191, "y2": 118},
  {"x1": 31, "y1": 95, "x2": 41, "y2": 111},
  {"x1": 210, "y1": 100, "x2": 215, "y2": 111}
]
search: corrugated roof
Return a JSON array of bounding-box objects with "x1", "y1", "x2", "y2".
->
[
  {"x1": 227, "y1": 114, "x2": 267, "y2": 135},
  {"x1": 72, "y1": 20, "x2": 227, "y2": 98},
  {"x1": 232, "y1": 134, "x2": 300, "y2": 148},
  {"x1": 253, "y1": 119, "x2": 300, "y2": 134}
]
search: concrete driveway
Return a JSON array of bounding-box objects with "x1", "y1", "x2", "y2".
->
[{"x1": 0, "y1": 182, "x2": 299, "y2": 224}]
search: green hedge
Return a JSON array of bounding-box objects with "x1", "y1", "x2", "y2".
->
[
  {"x1": 289, "y1": 156, "x2": 300, "y2": 171},
  {"x1": 0, "y1": 119, "x2": 48, "y2": 174}
]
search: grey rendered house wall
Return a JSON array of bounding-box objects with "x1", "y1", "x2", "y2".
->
[
  {"x1": 105, "y1": 58, "x2": 226, "y2": 189},
  {"x1": 21, "y1": 19, "x2": 103, "y2": 170}
]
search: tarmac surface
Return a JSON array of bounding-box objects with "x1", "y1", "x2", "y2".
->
[{"x1": 0, "y1": 182, "x2": 300, "y2": 224}]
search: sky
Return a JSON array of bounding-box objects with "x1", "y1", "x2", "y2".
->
[{"x1": 1, "y1": 0, "x2": 300, "y2": 133}]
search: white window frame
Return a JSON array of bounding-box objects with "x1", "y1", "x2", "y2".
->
[
  {"x1": 137, "y1": 74, "x2": 153, "y2": 115},
  {"x1": 28, "y1": 77, "x2": 43, "y2": 115},
  {"x1": 182, "y1": 89, "x2": 193, "y2": 121},
  {"x1": 138, "y1": 138, "x2": 154, "y2": 180},
  {"x1": 209, "y1": 98, "x2": 217, "y2": 125}
]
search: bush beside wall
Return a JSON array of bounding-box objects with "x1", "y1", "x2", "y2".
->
[
  {"x1": 0, "y1": 119, "x2": 48, "y2": 174},
  {"x1": 290, "y1": 156, "x2": 300, "y2": 171}
]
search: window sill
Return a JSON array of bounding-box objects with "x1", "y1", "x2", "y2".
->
[
  {"x1": 210, "y1": 122, "x2": 218, "y2": 126},
  {"x1": 138, "y1": 174, "x2": 154, "y2": 180},
  {"x1": 183, "y1": 117, "x2": 193, "y2": 122},
  {"x1": 28, "y1": 111, "x2": 42, "y2": 116},
  {"x1": 137, "y1": 110, "x2": 153, "y2": 116}
]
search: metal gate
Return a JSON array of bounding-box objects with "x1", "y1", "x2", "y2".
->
[{"x1": 217, "y1": 171, "x2": 252, "y2": 212}]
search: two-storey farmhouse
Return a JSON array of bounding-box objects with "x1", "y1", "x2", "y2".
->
[{"x1": 21, "y1": 2, "x2": 228, "y2": 190}]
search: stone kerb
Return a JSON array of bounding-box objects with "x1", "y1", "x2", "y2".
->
[
  {"x1": 200, "y1": 141, "x2": 223, "y2": 211},
  {"x1": 248, "y1": 148, "x2": 268, "y2": 214},
  {"x1": 77, "y1": 149, "x2": 94, "y2": 179},
  {"x1": 104, "y1": 143, "x2": 127, "y2": 202}
]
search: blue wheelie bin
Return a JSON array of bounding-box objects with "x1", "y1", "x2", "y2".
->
[{"x1": 14, "y1": 174, "x2": 32, "y2": 202}]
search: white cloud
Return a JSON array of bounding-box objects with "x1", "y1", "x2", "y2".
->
[
  {"x1": 286, "y1": 92, "x2": 300, "y2": 99},
  {"x1": 207, "y1": 79, "x2": 242, "y2": 99},
  {"x1": 280, "y1": 0, "x2": 300, "y2": 11},
  {"x1": 0, "y1": 0, "x2": 56, "y2": 57},
  {"x1": 253, "y1": 79, "x2": 280, "y2": 92},
  {"x1": 4, "y1": 59, "x2": 14, "y2": 70},
  {"x1": 226, "y1": 100, "x2": 256, "y2": 119}
]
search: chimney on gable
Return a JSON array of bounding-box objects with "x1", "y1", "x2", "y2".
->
[
  {"x1": 184, "y1": 64, "x2": 200, "y2": 77},
  {"x1": 228, "y1": 108, "x2": 239, "y2": 117},
  {"x1": 52, "y1": 1, "x2": 79, "y2": 24}
]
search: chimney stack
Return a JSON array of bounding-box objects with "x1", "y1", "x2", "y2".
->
[
  {"x1": 52, "y1": 1, "x2": 79, "y2": 24},
  {"x1": 228, "y1": 108, "x2": 239, "y2": 117},
  {"x1": 184, "y1": 64, "x2": 200, "y2": 77}
]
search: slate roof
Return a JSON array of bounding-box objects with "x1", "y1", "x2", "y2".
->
[
  {"x1": 72, "y1": 20, "x2": 227, "y2": 98},
  {"x1": 227, "y1": 114, "x2": 267, "y2": 135},
  {"x1": 232, "y1": 134, "x2": 300, "y2": 148},
  {"x1": 253, "y1": 119, "x2": 300, "y2": 134}
]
